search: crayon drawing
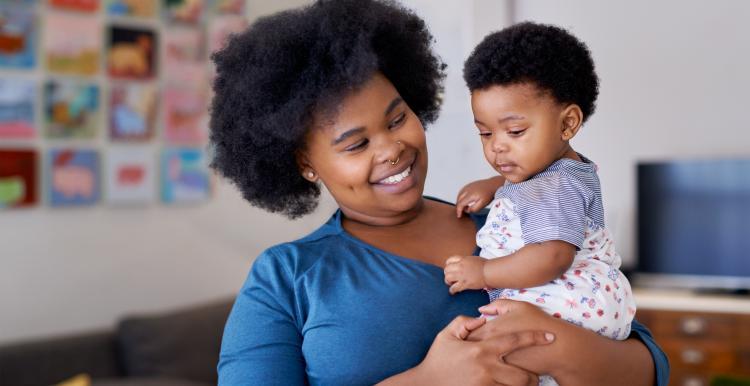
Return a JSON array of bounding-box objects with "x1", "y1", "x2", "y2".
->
[
  {"x1": 0, "y1": 79, "x2": 35, "y2": 139},
  {"x1": 0, "y1": 5, "x2": 36, "y2": 69},
  {"x1": 44, "y1": 80, "x2": 100, "y2": 139},
  {"x1": 0, "y1": 149, "x2": 37, "y2": 208},
  {"x1": 48, "y1": 149, "x2": 100, "y2": 207},
  {"x1": 161, "y1": 148, "x2": 210, "y2": 204},
  {"x1": 107, "y1": 26, "x2": 157, "y2": 79},
  {"x1": 45, "y1": 14, "x2": 100, "y2": 76},
  {"x1": 109, "y1": 83, "x2": 157, "y2": 141},
  {"x1": 106, "y1": 0, "x2": 156, "y2": 18},
  {"x1": 106, "y1": 147, "x2": 155, "y2": 204}
]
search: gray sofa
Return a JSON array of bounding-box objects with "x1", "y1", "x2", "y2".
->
[{"x1": 0, "y1": 298, "x2": 233, "y2": 386}]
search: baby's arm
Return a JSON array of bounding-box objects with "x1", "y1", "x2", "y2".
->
[
  {"x1": 455, "y1": 176, "x2": 505, "y2": 218},
  {"x1": 444, "y1": 241, "x2": 575, "y2": 294}
]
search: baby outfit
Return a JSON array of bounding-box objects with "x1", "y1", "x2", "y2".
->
[{"x1": 476, "y1": 154, "x2": 636, "y2": 340}]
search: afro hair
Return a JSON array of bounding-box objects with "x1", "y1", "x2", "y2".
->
[
  {"x1": 463, "y1": 21, "x2": 599, "y2": 121},
  {"x1": 209, "y1": 0, "x2": 445, "y2": 219}
]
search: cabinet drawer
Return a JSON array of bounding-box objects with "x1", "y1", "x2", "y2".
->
[
  {"x1": 636, "y1": 309, "x2": 740, "y2": 340},
  {"x1": 661, "y1": 339, "x2": 750, "y2": 374}
]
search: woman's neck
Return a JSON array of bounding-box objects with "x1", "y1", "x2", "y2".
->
[{"x1": 340, "y1": 198, "x2": 428, "y2": 229}]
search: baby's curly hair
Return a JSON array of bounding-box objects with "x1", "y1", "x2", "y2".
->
[
  {"x1": 464, "y1": 21, "x2": 599, "y2": 121},
  {"x1": 209, "y1": 0, "x2": 444, "y2": 219}
]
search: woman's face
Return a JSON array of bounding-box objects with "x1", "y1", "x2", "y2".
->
[{"x1": 300, "y1": 73, "x2": 428, "y2": 224}]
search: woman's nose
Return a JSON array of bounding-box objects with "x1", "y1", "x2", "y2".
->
[{"x1": 376, "y1": 139, "x2": 404, "y2": 165}]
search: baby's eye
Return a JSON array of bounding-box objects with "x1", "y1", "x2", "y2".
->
[{"x1": 507, "y1": 128, "x2": 526, "y2": 137}]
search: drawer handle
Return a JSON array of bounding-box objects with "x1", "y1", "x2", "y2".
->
[
  {"x1": 681, "y1": 349, "x2": 705, "y2": 365},
  {"x1": 680, "y1": 317, "x2": 707, "y2": 335},
  {"x1": 682, "y1": 376, "x2": 705, "y2": 386}
]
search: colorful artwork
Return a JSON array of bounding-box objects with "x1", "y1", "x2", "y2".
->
[
  {"x1": 0, "y1": 6, "x2": 36, "y2": 69},
  {"x1": 208, "y1": 15, "x2": 246, "y2": 55},
  {"x1": 106, "y1": 147, "x2": 155, "y2": 204},
  {"x1": 163, "y1": 0, "x2": 205, "y2": 25},
  {"x1": 163, "y1": 86, "x2": 208, "y2": 144},
  {"x1": 164, "y1": 28, "x2": 207, "y2": 85},
  {"x1": 0, "y1": 79, "x2": 35, "y2": 139},
  {"x1": 0, "y1": 149, "x2": 37, "y2": 208},
  {"x1": 109, "y1": 83, "x2": 157, "y2": 141},
  {"x1": 48, "y1": 149, "x2": 99, "y2": 207},
  {"x1": 45, "y1": 14, "x2": 100, "y2": 76},
  {"x1": 107, "y1": 26, "x2": 157, "y2": 79},
  {"x1": 106, "y1": 0, "x2": 157, "y2": 18},
  {"x1": 161, "y1": 148, "x2": 210, "y2": 204},
  {"x1": 213, "y1": 0, "x2": 244, "y2": 15},
  {"x1": 44, "y1": 80, "x2": 100, "y2": 139},
  {"x1": 49, "y1": 0, "x2": 100, "y2": 12}
]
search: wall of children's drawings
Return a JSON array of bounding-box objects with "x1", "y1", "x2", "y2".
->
[{"x1": 0, "y1": 0, "x2": 249, "y2": 209}]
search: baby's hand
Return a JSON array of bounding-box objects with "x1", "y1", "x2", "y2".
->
[
  {"x1": 444, "y1": 255, "x2": 487, "y2": 295},
  {"x1": 455, "y1": 176, "x2": 505, "y2": 218}
]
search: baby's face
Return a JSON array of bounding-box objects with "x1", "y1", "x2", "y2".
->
[{"x1": 470, "y1": 83, "x2": 574, "y2": 183}]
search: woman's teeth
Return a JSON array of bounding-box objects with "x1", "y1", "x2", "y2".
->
[{"x1": 379, "y1": 166, "x2": 411, "y2": 185}]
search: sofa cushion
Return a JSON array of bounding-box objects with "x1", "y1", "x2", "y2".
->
[
  {"x1": 0, "y1": 331, "x2": 121, "y2": 386},
  {"x1": 116, "y1": 298, "x2": 233, "y2": 384},
  {"x1": 92, "y1": 377, "x2": 212, "y2": 386}
]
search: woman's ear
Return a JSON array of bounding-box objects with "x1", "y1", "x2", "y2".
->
[
  {"x1": 295, "y1": 150, "x2": 318, "y2": 182},
  {"x1": 560, "y1": 104, "x2": 584, "y2": 141}
]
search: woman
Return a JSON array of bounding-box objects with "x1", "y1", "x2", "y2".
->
[{"x1": 209, "y1": 0, "x2": 669, "y2": 385}]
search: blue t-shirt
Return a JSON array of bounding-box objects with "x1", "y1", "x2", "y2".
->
[{"x1": 218, "y1": 201, "x2": 669, "y2": 385}]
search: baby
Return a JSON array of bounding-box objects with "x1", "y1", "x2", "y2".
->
[{"x1": 443, "y1": 22, "x2": 636, "y2": 385}]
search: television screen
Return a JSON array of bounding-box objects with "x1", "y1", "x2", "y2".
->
[{"x1": 636, "y1": 159, "x2": 750, "y2": 290}]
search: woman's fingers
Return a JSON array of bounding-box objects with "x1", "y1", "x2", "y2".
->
[
  {"x1": 487, "y1": 330, "x2": 555, "y2": 358},
  {"x1": 492, "y1": 363, "x2": 540, "y2": 386}
]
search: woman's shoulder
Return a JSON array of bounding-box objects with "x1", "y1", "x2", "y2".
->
[
  {"x1": 254, "y1": 215, "x2": 346, "y2": 277},
  {"x1": 424, "y1": 195, "x2": 489, "y2": 229}
]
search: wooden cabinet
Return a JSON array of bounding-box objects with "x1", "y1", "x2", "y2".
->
[{"x1": 636, "y1": 308, "x2": 750, "y2": 386}]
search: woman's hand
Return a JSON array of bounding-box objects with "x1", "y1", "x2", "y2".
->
[
  {"x1": 468, "y1": 299, "x2": 657, "y2": 386},
  {"x1": 456, "y1": 176, "x2": 505, "y2": 218},
  {"x1": 405, "y1": 315, "x2": 554, "y2": 386}
]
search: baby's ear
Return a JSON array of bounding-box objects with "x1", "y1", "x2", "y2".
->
[{"x1": 560, "y1": 104, "x2": 584, "y2": 140}]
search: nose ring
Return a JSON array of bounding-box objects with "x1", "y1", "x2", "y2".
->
[{"x1": 388, "y1": 140, "x2": 402, "y2": 165}]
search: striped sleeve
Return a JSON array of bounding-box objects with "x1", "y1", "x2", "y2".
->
[{"x1": 506, "y1": 172, "x2": 593, "y2": 250}]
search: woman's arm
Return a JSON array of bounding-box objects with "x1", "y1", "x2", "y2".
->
[
  {"x1": 218, "y1": 250, "x2": 306, "y2": 386},
  {"x1": 471, "y1": 300, "x2": 668, "y2": 386}
]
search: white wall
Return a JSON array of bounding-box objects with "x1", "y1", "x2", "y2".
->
[{"x1": 511, "y1": 0, "x2": 750, "y2": 266}]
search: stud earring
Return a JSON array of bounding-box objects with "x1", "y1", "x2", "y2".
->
[{"x1": 307, "y1": 171, "x2": 315, "y2": 179}]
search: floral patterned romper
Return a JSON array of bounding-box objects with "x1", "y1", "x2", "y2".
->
[{"x1": 476, "y1": 155, "x2": 636, "y2": 385}]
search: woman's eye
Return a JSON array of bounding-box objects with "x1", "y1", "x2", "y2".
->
[
  {"x1": 388, "y1": 113, "x2": 406, "y2": 129},
  {"x1": 345, "y1": 139, "x2": 368, "y2": 151},
  {"x1": 508, "y1": 128, "x2": 526, "y2": 137},
  {"x1": 478, "y1": 132, "x2": 492, "y2": 138}
]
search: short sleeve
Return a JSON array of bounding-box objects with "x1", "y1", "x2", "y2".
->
[
  {"x1": 506, "y1": 173, "x2": 593, "y2": 249},
  {"x1": 217, "y1": 249, "x2": 307, "y2": 385},
  {"x1": 629, "y1": 319, "x2": 671, "y2": 386}
]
